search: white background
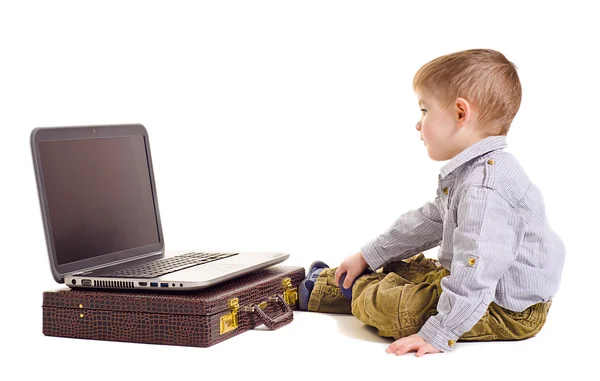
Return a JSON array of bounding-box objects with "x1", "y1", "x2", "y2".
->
[{"x1": 1, "y1": 1, "x2": 598, "y2": 379}]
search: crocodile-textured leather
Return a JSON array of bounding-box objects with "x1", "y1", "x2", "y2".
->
[
  {"x1": 250, "y1": 295, "x2": 293, "y2": 330},
  {"x1": 42, "y1": 266, "x2": 305, "y2": 347}
]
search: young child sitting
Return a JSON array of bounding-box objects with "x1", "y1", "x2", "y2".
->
[{"x1": 298, "y1": 48, "x2": 566, "y2": 357}]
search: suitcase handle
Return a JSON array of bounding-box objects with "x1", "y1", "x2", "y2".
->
[{"x1": 247, "y1": 294, "x2": 293, "y2": 330}]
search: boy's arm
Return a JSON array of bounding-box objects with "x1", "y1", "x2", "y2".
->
[
  {"x1": 417, "y1": 186, "x2": 523, "y2": 352},
  {"x1": 361, "y1": 200, "x2": 443, "y2": 271}
]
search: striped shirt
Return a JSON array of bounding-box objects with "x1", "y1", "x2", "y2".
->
[{"x1": 361, "y1": 136, "x2": 565, "y2": 352}]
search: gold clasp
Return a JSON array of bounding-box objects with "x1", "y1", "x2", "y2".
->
[
  {"x1": 282, "y1": 278, "x2": 298, "y2": 307},
  {"x1": 220, "y1": 298, "x2": 240, "y2": 334}
]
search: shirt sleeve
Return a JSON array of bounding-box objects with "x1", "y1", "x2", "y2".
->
[
  {"x1": 418, "y1": 186, "x2": 524, "y2": 352},
  {"x1": 361, "y1": 201, "x2": 443, "y2": 270}
]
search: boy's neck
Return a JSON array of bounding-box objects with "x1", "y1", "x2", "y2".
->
[{"x1": 448, "y1": 130, "x2": 489, "y2": 160}]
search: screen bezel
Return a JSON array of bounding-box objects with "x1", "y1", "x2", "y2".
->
[{"x1": 31, "y1": 124, "x2": 165, "y2": 283}]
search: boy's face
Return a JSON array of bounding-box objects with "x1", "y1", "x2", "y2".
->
[{"x1": 415, "y1": 91, "x2": 463, "y2": 161}]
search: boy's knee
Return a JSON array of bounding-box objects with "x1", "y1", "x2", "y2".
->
[{"x1": 350, "y1": 273, "x2": 406, "y2": 332}]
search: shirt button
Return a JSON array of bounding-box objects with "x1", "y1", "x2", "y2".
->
[
  {"x1": 448, "y1": 340, "x2": 455, "y2": 347},
  {"x1": 487, "y1": 159, "x2": 495, "y2": 165},
  {"x1": 443, "y1": 187, "x2": 449, "y2": 195}
]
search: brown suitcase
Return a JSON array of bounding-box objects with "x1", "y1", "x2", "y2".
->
[{"x1": 42, "y1": 266, "x2": 305, "y2": 347}]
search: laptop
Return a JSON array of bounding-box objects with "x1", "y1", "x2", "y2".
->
[{"x1": 31, "y1": 123, "x2": 289, "y2": 291}]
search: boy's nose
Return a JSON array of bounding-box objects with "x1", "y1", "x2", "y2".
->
[{"x1": 415, "y1": 122, "x2": 421, "y2": 131}]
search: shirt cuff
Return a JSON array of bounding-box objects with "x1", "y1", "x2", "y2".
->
[
  {"x1": 418, "y1": 316, "x2": 460, "y2": 352},
  {"x1": 360, "y1": 240, "x2": 387, "y2": 271}
]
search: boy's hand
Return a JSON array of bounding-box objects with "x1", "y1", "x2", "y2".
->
[
  {"x1": 334, "y1": 252, "x2": 369, "y2": 288},
  {"x1": 386, "y1": 334, "x2": 441, "y2": 357}
]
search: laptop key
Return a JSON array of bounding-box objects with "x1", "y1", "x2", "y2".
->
[{"x1": 95, "y1": 252, "x2": 239, "y2": 278}]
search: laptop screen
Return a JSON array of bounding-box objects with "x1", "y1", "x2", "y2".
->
[{"x1": 38, "y1": 135, "x2": 161, "y2": 266}]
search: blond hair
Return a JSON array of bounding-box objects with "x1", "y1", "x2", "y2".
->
[{"x1": 413, "y1": 49, "x2": 522, "y2": 136}]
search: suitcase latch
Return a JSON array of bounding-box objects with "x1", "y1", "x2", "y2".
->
[
  {"x1": 220, "y1": 298, "x2": 240, "y2": 334},
  {"x1": 282, "y1": 278, "x2": 298, "y2": 307}
]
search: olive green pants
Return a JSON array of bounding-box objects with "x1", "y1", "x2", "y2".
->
[{"x1": 307, "y1": 253, "x2": 551, "y2": 341}]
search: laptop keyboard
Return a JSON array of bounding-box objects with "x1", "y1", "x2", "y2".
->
[{"x1": 94, "y1": 252, "x2": 239, "y2": 278}]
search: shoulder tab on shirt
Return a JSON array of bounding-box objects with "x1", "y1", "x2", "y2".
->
[{"x1": 482, "y1": 156, "x2": 496, "y2": 189}]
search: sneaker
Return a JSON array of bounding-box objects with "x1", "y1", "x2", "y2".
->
[{"x1": 298, "y1": 260, "x2": 329, "y2": 311}]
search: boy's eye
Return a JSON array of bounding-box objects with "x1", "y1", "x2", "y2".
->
[{"x1": 420, "y1": 109, "x2": 427, "y2": 114}]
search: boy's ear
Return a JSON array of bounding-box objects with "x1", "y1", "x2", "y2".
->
[{"x1": 455, "y1": 97, "x2": 471, "y2": 127}]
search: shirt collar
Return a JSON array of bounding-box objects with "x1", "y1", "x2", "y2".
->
[{"x1": 440, "y1": 136, "x2": 508, "y2": 179}]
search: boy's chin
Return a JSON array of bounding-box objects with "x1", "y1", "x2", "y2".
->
[
  {"x1": 425, "y1": 149, "x2": 439, "y2": 161},
  {"x1": 427, "y1": 149, "x2": 450, "y2": 162}
]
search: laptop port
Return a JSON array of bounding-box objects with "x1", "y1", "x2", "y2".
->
[
  {"x1": 160, "y1": 283, "x2": 169, "y2": 287},
  {"x1": 150, "y1": 282, "x2": 158, "y2": 287},
  {"x1": 138, "y1": 282, "x2": 147, "y2": 286},
  {"x1": 82, "y1": 279, "x2": 92, "y2": 286}
]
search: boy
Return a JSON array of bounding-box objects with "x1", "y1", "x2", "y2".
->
[{"x1": 298, "y1": 49, "x2": 565, "y2": 356}]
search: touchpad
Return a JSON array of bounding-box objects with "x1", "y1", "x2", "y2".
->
[{"x1": 210, "y1": 263, "x2": 244, "y2": 272}]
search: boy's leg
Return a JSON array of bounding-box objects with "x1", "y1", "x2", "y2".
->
[
  {"x1": 351, "y1": 260, "x2": 447, "y2": 339},
  {"x1": 307, "y1": 252, "x2": 444, "y2": 322},
  {"x1": 397, "y1": 254, "x2": 554, "y2": 341},
  {"x1": 307, "y1": 268, "x2": 355, "y2": 313},
  {"x1": 384, "y1": 252, "x2": 445, "y2": 284},
  {"x1": 305, "y1": 252, "x2": 552, "y2": 343},
  {"x1": 460, "y1": 300, "x2": 553, "y2": 341},
  {"x1": 351, "y1": 253, "x2": 553, "y2": 342}
]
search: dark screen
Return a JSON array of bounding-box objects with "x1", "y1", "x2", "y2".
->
[{"x1": 38, "y1": 136, "x2": 160, "y2": 265}]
